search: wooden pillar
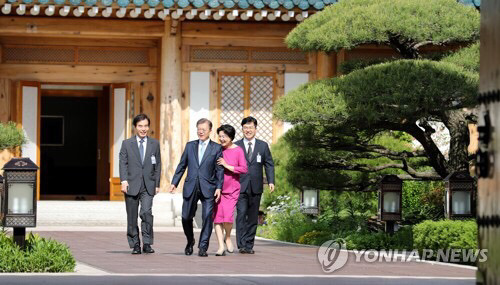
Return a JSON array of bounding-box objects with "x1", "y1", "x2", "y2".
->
[
  {"x1": 272, "y1": 70, "x2": 285, "y2": 143},
  {"x1": 0, "y1": 78, "x2": 12, "y2": 123},
  {"x1": 336, "y1": 49, "x2": 346, "y2": 76},
  {"x1": 316, "y1": 52, "x2": 336, "y2": 79},
  {"x1": 478, "y1": 1, "x2": 500, "y2": 284},
  {"x1": 159, "y1": 20, "x2": 183, "y2": 191},
  {"x1": 209, "y1": 70, "x2": 219, "y2": 142}
]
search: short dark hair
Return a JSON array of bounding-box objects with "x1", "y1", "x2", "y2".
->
[
  {"x1": 133, "y1": 114, "x2": 150, "y2": 127},
  {"x1": 196, "y1": 118, "x2": 213, "y2": 130},
  {"x1": 241, "y1": 116, "x2": 258, "y2": 127},
  {"x1": 217, "y1": 124, "x2": 236, "y2": 141}
]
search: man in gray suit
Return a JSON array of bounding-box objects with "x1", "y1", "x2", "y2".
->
[{"x1": 119, "y1": 114, "x2": 161, "y2": 254}]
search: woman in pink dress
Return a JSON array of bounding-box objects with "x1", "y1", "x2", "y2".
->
[{"x1": 214, "y1": 124, "x2": 248, "y2": 256}]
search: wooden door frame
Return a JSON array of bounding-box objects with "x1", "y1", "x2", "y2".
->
[
  {"x1": 109, "y1": 83, "x2": 130, "y2": 201},
  {"x1": 17, "y1": 81, "x2": 42, "y2": 200},
  {"x1": 39, "y1": 87, "x2": 109, "y2": 201}
]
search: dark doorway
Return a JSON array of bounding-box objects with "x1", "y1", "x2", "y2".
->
[{"x1": 40, "y1": 88, "x2": 110, "y2": 200}]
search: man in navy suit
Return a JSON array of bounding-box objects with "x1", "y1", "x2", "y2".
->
[
  {"x1": 170, "y1": 118, "x2": 224, "y2": 257},
  {"x1": 235, "y1": 116, "x2": 275, "y2": 254}
]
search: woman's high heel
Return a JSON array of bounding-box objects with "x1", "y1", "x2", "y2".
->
[
  {"x1": 225, "y1": 239, "x2": 234, "y2": 253},
  {"x1": 215, "y1": 250, "x2": 226, "y2": 256}
]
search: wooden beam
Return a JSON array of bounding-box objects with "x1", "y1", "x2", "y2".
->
[
  {"x1": 182, "y1": 22, "x2": 296, "y2": 40},
  {"x1": 0, "y1": 17, "x2": 165, "y2": 38},
  {"x1": 159, "y1": 19, "x2": 183, "y2": 191},
  {"x1": 0, "y1": 36, "x2": 159, "y2": 48},
  {"x1": 182, "y1": 37, "x2": 288, "y2": 48},
  {"x1": 183, "y1": 62, "x2": 312, "y2": 73},
  {"x1": 0, "y1": 64, "x2": 157, "y2": 82}
]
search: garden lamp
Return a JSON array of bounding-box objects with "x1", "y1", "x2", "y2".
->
[
  {"x1": 2, "y1": 158, "x2": 39, "y2": 248},
  {"x1": 301, "y1": 188, "x2": 320, "y2": 215},
  {"x1": 378, "y1": 175, "x2": 402, "y2": 233},
  {"x1": 0, "y1": 174, "x2": 3, "y2": 222},
  {"x1": 444, "y1": 171, "x2": 474, "y2": 219}
]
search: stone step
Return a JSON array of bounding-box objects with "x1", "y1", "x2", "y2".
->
[{"x1": 36, "y1": 193, "x2": 182, "y2": 227}]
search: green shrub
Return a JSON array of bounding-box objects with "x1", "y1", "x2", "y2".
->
[
  {"x1": 403, "y1": 181, "x2": 445, "y2": 224},
  {"x1": 413, "y1": 220, "x2": 478, "y2": 264},
  {"x1": 261, "y1": 140, "x2": 300, "y2": 211},
  {"x1": 344, "y1": 227, "x2": 413, "y2": 250},
  {"x1": 297, "y1": 231, "x2": 333, "y2": 246},
  {"x1": 0, "y1": 122, "x2": 26, "y2": 150},
  {"x1": 296, "y1": 226, "x2": 413, "y2": 250},
  {"x1": 259, "y1": 195, "x2": 315, "y2": 243},
  {"x1": 0, "y1": 232, "x2": 75, "y2": 272}
]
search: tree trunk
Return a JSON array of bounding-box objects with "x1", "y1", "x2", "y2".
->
[
  {"x1": 442, "y1": 110, "x2": 470, "y2": 172},
  {"x1": 401, "y1": 123, "x2": 449, "y2": 178},
  {"x1": 388, "y1": 35, "x2": 420, "y2": 59}
]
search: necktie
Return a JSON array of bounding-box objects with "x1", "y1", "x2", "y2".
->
[
  {"x1": 247, "y1": 142, "x2": 253, "y2": 160},
  {"x1": 139, "y1": 138, "x2": 145, "y2": 164},
  {"x1": 199, "y1": 142, "x2": 205, "y2": 164}
]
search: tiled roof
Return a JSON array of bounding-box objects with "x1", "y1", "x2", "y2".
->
[{"x1": 7, "y1": 0, "x2": 336, "y2": 10}]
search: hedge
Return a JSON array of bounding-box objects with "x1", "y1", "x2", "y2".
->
[{"x1": 0, "y1": 232, "x2": 76, "y2": 272}]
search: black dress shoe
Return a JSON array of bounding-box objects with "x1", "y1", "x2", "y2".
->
[
  {"x1": 143, "y1": 244, "x2": 155, "y2": 253},
  {"x1": 185, "y1": 239, "x2": 195, "y2": 256},
  {"x1": 246, "y1": 249, "x2": 255, "y2": 254},
  {"x1": 239, "y1": 248, "x2": 247, "y2": 254},
  {"x1": 198, "y1": 249, "x2": 208, "y2": 257},
  {"x1": 132, "y1": 245, "x2": 141, "y2": 255}
]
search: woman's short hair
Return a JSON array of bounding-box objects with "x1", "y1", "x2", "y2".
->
[{"x1": 217, "y1": 124, "x2": 236, "y2": 141}]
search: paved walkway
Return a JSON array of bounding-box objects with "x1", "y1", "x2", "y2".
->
[{"x1": 32, "y1": 231, "x2": 475, "y2": 277}]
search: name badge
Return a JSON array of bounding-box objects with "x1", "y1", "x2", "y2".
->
[
  {"x1": 151, "y1": 155, "x2": 156, "y2": 164},
  {"x1": 256, "y1": 153, "x2": 262, "y2": 163}
]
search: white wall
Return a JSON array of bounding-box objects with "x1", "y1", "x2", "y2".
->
[
  {"x1": 113, "y1": 88, "x2": 126, "y2": 177},
  {"x1": 284, "y1": 73, "x2": 309, "y2": 133},
  {"x1": 21, "y1": 86, "x2": 38, "y2": 163},
  {"x1": 189, "y1": 72, "x2": 210, "y2": 141}
]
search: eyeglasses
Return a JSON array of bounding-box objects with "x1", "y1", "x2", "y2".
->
[{"x1": 243, "y1": 126, "x2": 256, "y2": 130}]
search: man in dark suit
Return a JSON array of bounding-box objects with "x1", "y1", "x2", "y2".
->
[
  {"x1": 170, "y1": 118, "x2": 224, "y2": 257},
  {"x1": 235, "y1": 116, "x2": 275, "y2": 254},
  {"x1": 119, "y1": 114, "x2": 161, "y2": 254}
]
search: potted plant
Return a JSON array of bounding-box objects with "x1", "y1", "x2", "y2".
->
[{"x1": 0, "y1": 122, "x2": 26, "y2": 174}]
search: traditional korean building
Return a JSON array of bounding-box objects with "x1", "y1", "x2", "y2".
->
[{"x1": 1, "y1": 0, "x2": 469, "y2": 201}]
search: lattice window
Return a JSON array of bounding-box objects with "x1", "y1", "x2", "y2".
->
[
  {"x1": 190, "y1": 47, "x2": 309, "y2": 64},
  {"x1": 251, "y1": 50, "x2": 307, "y2": 63},
  {"x1": 192, "y1": 49, "x2": 249, "y2": 62},
  {"x1": 78, "y1": 48, "x2": 149, "y2": 65},
  {"x1": 219, "y1": 73, "x2": 275, "y2": 144},
  {"x1": 2, "y1": 46, "x2": 75, "y2": 64},
  {"x1": 220, "y1": 75, "x2": 245, "y2": 141},
  {"x1": 1, "y1": 45, "x2": 151, "y2": 65},
  {"x1": 249, "y1": 76, "x2": 274, "y2": 145}
]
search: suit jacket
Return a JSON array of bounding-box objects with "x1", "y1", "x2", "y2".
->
[
  {"x1": 235, "y1": 138, "x2": 275, "y2": 194},
  {"x1": 171, "y1": 140, "x2": 224, "y2": 198},
  {"x1": 119, "y1": 136, "x2": 162, "y2": 196}
]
